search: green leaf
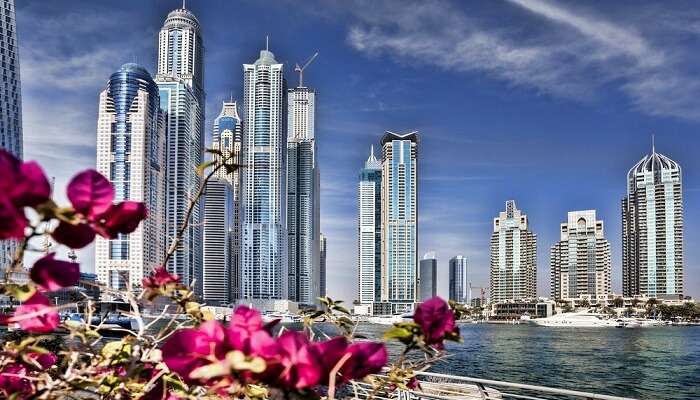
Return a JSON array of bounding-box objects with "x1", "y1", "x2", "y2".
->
[
  {"x1": 223, "y1": 163, "x2": 240, "y2": 174},
  {"x1": 4, "y1": 284, "x2": 36, "y2": 302},
  {"x1": 196, "y1": 160, "x2": 216, "y2": 176},
  {"x1": 383, "y1": 326, "x2": 414, "y2": 342}
]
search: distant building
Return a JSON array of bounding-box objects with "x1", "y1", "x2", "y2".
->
[
  {"x1": 320, "y1": 234, "x2": 327, "y2": 297},
  {"x1": 490, "y1": 299, "x2": 555, "y2": 320},
  {"x1": 622, "y1": 146, "x2": 683, "y2": 298},
  {"x1": 489, "y1": 200, "x2": 537, "y2": 302},
  {"x1": 156, "y1": 5, "x2": 205, "y2": 297},
  {"x1": 357, "y1": 146, "x2": 382, "y2": 305},
  {"x1": 211, "y1": 101, "x2": 243, "y2": 300},
  {"x1": 381, "y1": 131, "x2": 419, "y2": 314},
  {"x1": 419, "y1": 252, "x2": 438, "y2": 301},
  {"x1": 95, "y1": 63, "x2": 165, "y2": 290},
  {"x1": 449, "y1": 256, "x2": 467, "y2": 303},
  {"x1": 240, "y1": 45, "x2": 287, "y2": 300},
  {"x1": 0, "y1": 0, "x2": 22, "y2": 268},
  {"x1": 203, "y1": 178, "x2": 234, "y2": 306},
  {"x1": 287, "y1": 82, "x2": 320, "y2": 305},
  {"x1": 550, "y1": 210, "x2": 611, "y2": 300}
]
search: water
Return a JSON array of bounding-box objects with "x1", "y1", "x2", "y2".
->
[{"x1": 355, "y1": 323, "x2": 700, "y2": 400}]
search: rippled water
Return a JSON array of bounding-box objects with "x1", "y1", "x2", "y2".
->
[{"x1": 355, "y1": 323, "x2": 700, "y2": 400}]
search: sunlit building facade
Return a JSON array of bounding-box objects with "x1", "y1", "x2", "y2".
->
[
  {"x1": 358, "y1": 146, "x2": 382, "y2": 305},
  {"x1": 449, "y1": 255, "x2": 468, "y2": 303}
]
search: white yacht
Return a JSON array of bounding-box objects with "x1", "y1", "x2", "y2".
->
[
  {"x1": 366, "y1": 313, "x2": 413, "y2": 325},
  {"x1": 532, "y1": 312, "x2": 618, "y2": 327}
]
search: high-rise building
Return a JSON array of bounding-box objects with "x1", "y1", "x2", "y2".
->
[
  {"x1": 211, "y1": 101, "x2": 243, "y2": 300},
  {"x1": 240, "y1": 45, "x2": 287, "y2": 300},
  {"x1": 358, "y1": 146, "x2": 382, "y2": 305},
  {"x1": 95, "y1": 63, "x2": 166, "y2": 290},
  {"x1": 490, "y1": 200, "x2": 537, "y2": 302},
  {"x1": 203, "y1": 178, "x2": 234, "y2": 306},
  {"x1": 287, "y1": 81, "x2": 320, "y2": 305},
  {"x1": 550, "y1": 210, "x2": 611, "y2": 300},
  {"x1": 381, "y1": 131, "x2": 418, "y2": 313},
  {"x1": 156, "y1": 5, "x2": 205, "y2": 297},
  {"x1": 320, "y1": 233, "x2": 327, "y2": 298},
  {"x1": 622, "y1": 146, "x2": 683, "y2": 298},
  {"x1": 0, "y1": 0, "x2": 23, "y2": 267},
  {"x1": 419, "y1": 252, "x2": 437, "y2": 302},
  {"x1": 449, "y1": 256, "x2": 467, "y2": 303}
]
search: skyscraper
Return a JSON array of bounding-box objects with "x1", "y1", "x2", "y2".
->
[
  {"x1": 155, "y1": 5, "x2": 205, "y2": 297},
  {"x1": 550, "y1": 210, "x2": 611, "y2": 300},
  {"x1": 240, "y1": 45, "x2": 287, "y2": 300},
  {"x1": 203, "y1": 178, "x2": 234, "y2": 306},
  {"x1": 490, "y1": 200, "x2": 537, "y2": 303},
  {"x1": 320, "y1": 233, "x2": 327, "y2": 298},
  {"x1": 211, "y1": 101, "x2": 243, "y2": 300},
  {"x1": 622, "y1": 146, "x2": 683, "y2": 298},
  {"x1": 0, "y1": 0, "x2": 22, "y2": 267},
  {"x1": 95, "y1": 63, "x2": 165, "y2": 290},
  {"x1": 381, "y1": 131, "x2": 418, "y2": 313},
  {"x1": 358, "y1": 146, "x2": 382, "y2": 305},
  {"x1": 287, "y1": 78, "x2": 320, "y2": 305},
  {"x1": 449, "y1": 255, "x2": 467, "y2": 303},
  {"x1": 419, "y1": 252, "x2": 437, "y2": 302}
]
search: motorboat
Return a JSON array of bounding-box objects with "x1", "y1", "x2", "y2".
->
[
  {"x1": 366, "y1": 313, "x2": 413, "y2": 325},
  {"x1": 262, "y1": 312, "x2": 303, "y2": 324},
  {"x1": 532, "y1": 312, "x2": 617, "y2": 327}
]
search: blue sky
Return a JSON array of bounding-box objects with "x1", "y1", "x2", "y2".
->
[{"x1": 16, "y1": 0, "x2": 700, "y2": 303}]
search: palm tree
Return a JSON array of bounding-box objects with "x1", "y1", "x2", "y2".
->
[
  {"x1": 579, "y1": 299, "x2": 590, "y2": 309},
  {"x1": 612, "y1": 297, "x2": 624, "y2": 308}
]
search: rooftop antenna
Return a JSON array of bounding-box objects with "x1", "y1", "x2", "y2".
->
[
  {"x1": 182, "y1": 0, "x2": 186, "y2": 9},
  {"x1": 652, "y1": 134, "x2": 656, "y2": 154},
  {"x1": 229, "y1": 92, "x2": 233, "y2": 103},
  {"x1": 294, "y1": 51, "x2": 319, "y2": 87},
  {"x1": 266, "y1": 35, "x2": 269, "y2": 51}
]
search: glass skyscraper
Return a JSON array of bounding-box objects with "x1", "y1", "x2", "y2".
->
[
  {"x1": 419, "y1": 252, "x2": 438, "y2": 302},
  {"x1": 203, "y1": 178, "x2": 234, "y2": 306},
  {"x1": 287, "y1": 83, "x2": 320, "y2": 305},
  {"x1": 622, "y1": 147, "x2": 683, "y2": 298},
  {"x1": 490, "y1": 200, "x2": 537, "y2": 302},
  {"x1": 381, "y1": 131, "x2": 418, "y2": 314},
  {"x1": 95, "y1": 63, "x2": 166, "y2": 290},
  {"x1": 358, "y1": 146, "x2": 382, "y2": 305},
  {"x1": 155, "y1": 5, "x2": 205, "y2": 297},
  {"x1": 550, "y1": 210, "x2": 611, "y2": 300},
  {"x1": 240, "y1": 46, "x2": 287, "y2": 300},
  {"x1": 449, "y1": 255, "x2": 467, "y2": 304}
]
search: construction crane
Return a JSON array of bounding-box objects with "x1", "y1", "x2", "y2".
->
[{"x1": 294, "y1": 52, "x2": 318, "y2": 88}]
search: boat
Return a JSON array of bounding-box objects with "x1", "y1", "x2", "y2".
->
[
  {"x1": 261, "y1": 312, "x2": 303, "y2": 324},
  {"x1": 366, "y1": 313, "x2": 412, "y2": 325},
  {"x1": 532, "y1": 312, "x2": 618, "y2": 327}
]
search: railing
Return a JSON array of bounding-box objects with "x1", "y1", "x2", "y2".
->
[{"x1": 352, "y1": 371, "x2": 638, "y2": 400}]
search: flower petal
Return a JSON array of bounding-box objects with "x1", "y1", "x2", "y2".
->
[
  {"x1": 67, "y1": 169, "x2": 114, "y2": 217},
  {"x1": 30, "y1": 253, "x2": 80, "y2": 291},
  {"x1": 0, "y1": 149, "x2": 21, "y2": 193},
  {"x1": 51, "y1": 221, "x2": 96, "y2": 249},
  {"x1": 0, "y1": 363, "x2": 34, "y2": 399},
  {"x1": 0, "y1": 196, "x2": 27, "y2": 240},
  {"x1": 94, "y1": 201, "x2": 147, "y2": 238},
  {"x1": 342, "y1": 342, "x2": 387, "y2": 381},
  {"x1": 12, "y1": 292, "x2": 59, "y2": 334},
  {"x1": 10, "y1": 161, "x2": 51, "y2": 208}
]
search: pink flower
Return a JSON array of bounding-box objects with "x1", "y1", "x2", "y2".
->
[
  {"x1": 270, "y1": 331, "x2": 321, "y2": 390},
  {"x1": 162, "y1": 321, "x2": 226, "y2": 382},
  {"x1": 340, "y1": 342, "x2": 387, "y2": 381},
  {"x1": 226, "y1": 306, "x2": 277, "y2": 359},
  {"x1": 313, "y1": 337, "x2": 350, "y2": 384},
  {"x1": 0, "y1": 150, "x2": 51, "y2": 209},
  {"x1": 52, "y1": 169, "x2": 148, "y2": 248},
  {"x1": 29, "y1": 253, "x2": 80, "y2": 291},
  {"x1": 11, "y1": 292, "x2": 59, "y2": 334},
  {"x1": 0, "y1": 196, "x2": 27, "y2": 239},
  {"x1": 26, "y1": 352, "x2": 58, "y2": 370},
  {"x1": 413, "y1": 297, "x2": 459, "y2": 349},
  {"x1": 0, "y1": 364, "x2": 34, "y2": 399},
  {"x1": 142, "y1": 266, "x2": 180, "y2": 289}
]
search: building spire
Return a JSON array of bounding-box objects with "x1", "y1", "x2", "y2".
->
[
  {"x1": 652, "y1": 133, "x2": 656, "y2": 154},
  {"x1": 266, "y1": 35, "x2": 269, "y2": 51},
  {"x1": 182, "y1": 0, "x2": 186, "y2": 9}
]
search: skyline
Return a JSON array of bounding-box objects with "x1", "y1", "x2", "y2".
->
[{"x1": 15, "y1": 0, "x2": 700, "y2": 303}]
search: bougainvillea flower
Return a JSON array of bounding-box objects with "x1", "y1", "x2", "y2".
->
[
  {"x1": 0, "y1": 149, "x2": 51, "y2": 209},
  {"x1": 312, "y1": 337, "x2": 349, "y2": 384},
  {"x1": 162, "y1": 321, "x2": 226, "y2": 381},
  {"x1": 142, "y1": 266, "x2": 180, "y2": 289},
  {"x1": 0, "y1": 196, "x2": 27, "y2": 239},
  {"x1": 340, "y1": 341, "x2": 387, "y2": 381},
  {"x1": 66, "y1": 169, "x2": 115, "y2": 217},
  {"x1": 26, "y1": 352, "x2": 58, "y2": 370},
  {"x1": 226, "y1": 306, "x2": 277, "y2": 359},
  {"x1": 94, "y1": 201, "x2": 147, "y2": 238},
  {"x1": 11, "y1": 292, "x2": 59, "y2": 334},
  {"x1": 0, "y1": 364, "x2": 34, "y2": 399},
  {"x1": 271, "y1": 330, "x2": 321, "y2": 390},
  {"x1": 413, "y1": 297, "x2": 458, "y2": 349},
  {"x1": 29, "y1": 253, "x2": 80, "y2": 291},
  {"x1": 51, "y1": 221, "x2": 96, "y2": 249}
]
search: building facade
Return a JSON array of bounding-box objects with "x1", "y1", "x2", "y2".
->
[
  {"x1": 550, "y1": 210, "x2": 611, "y2": 300},
  {"x1": 0, "y1": 0, "x2": 22, "y2": 267},
  {"x1": 381, "y1": 131, "x2": 418, "y2": 313},
  {"x1": 320, "y1": 233, "x2": 327, "y2": 298},
  {"x1": 95, "y1": 63, "x2": 166, "y2": 290},
  {"x1": 287, "y1": 85, "x2": 320, "y2": 305},
  {"x1": 156, "y1": 6, "x2": 205, "y2": 297},
  {"x1": 358, "y1": 146, "x2": 382, "y2": 305},
  {"x1": 449, "y1": 255, "x2": 467, "y2": 303},
  {"x1": 203, "y1": 178, "x2": 234, "y2": 306},
  {"x1": 490, "y1": 200, "x2": 537, "y2": 302},
  {"x1": 622, "y1": 148, "x2": 684, "y2": 298},
  {"x1": 211, "y1": 101, "x2": 243, "y2": 300},
  {"x1": 419, "y1": 252, "x2": 437, "y2": 302},
  {"x1": 240, "y1": 46, "x2": 287, "y2": 300}
]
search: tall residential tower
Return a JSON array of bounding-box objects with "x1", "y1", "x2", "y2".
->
[
  {"x1": 622, "y1": 147, "x2": 683, "y2": 298},
  {"x1": 550, "y1": 210, "x2": 611, "y2": 300},
  {"x1": 490, "y1": 201, "x2": 537, "y2": 302},
  {"x1": 358, "y1": 146, "x2": 382, "y2": 306},
  {"x1": 95, "y1": 63, "x2": 166, "y2": 289},
  {"x1": 449, "y1": 256, "x2": 468, "y2": 304}
]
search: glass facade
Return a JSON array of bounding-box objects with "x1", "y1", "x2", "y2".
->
[
  {"x1": 358, "y1": 147, "x2": 382, "y2": 305},
  {"x1": 449, "y1": 256, "x2": 467, "y2": 303}
]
